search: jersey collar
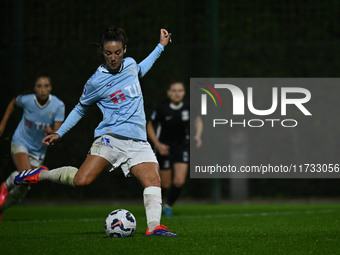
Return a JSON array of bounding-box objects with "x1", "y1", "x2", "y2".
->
[
  {"x1": 34, "y1": 95, "x2": 51, "y2": 108},
  {"x1": 169, "y1": 102, "x2": 183, "y2": 110},
  {"x1": 101, "y1": 61, "x2": 124, "y2": 74}
]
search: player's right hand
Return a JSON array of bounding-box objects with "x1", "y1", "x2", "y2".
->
[
  {"x1": 42, "y1": 133, "x2": 60, "y2": 146},
  {"x1": 157, "y1": 142, "x2": 170, "y2": 156}
]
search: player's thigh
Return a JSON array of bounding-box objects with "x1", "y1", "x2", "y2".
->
[
  {"x1": 173, "y1": 162, "x2": 188, "y2": 187},
  {"x1": 130, "y1": 162, "x2": 160, "y2": 188},
  {"x1": 12, "y1": 153, "x2": 32, "y2": 172},
  {"x1": 159, "y1": 169, "x2": 172, "y2": 188},
  {"x1": 73, "y1": 155, "x2": 111, "y2": 186}
]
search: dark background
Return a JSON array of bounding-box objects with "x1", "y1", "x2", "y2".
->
[{"x1": 0, "y1": 0, "x2": 339, "y2": 202}]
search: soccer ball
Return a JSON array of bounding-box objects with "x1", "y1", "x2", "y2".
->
[{"x1": 104, "y1": 209, "x2": 137, "y2": 238}]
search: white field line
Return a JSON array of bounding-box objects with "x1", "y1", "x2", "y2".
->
[
  {"x1": 178, "y1": 209, "x2": 335, "y2": 219},
  {"x1": 10, "y1": 209, "x2": 336, "y2": 224}
]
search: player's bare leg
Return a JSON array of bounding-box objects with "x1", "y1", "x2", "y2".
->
[
  {"x1": 164, "y1": 162, "x2": 188, "y2": 216},
  {"x1": 38, "y1": 155, "x2": 110, "y2": 187},
  {"x1": 159, "y1": 169, "x2": 172, "y2": 189},
  {"x1": 73, "y1": 155, "x2": 111, "y2": 186},
  {"x1": 131, "y1": 162, "x2": 161, "y2": 188},
  {"x1": 173, "y1": 163, "x2": 188, "y2": 188},
  {"x1": 131, "y1": 162, "x2": 161, "y2": 231},
  {"x1": 12, "y1": 153, "x2": 32, "y2": 172},
  {"x1": 159, "y1": 169, "x2": 172, "y2": 216}
]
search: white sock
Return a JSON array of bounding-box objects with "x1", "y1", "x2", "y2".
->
[
  {"x1": 5, "y1": 171, "x2": 19, "y2": 191},
  {"x1": 143, "y1": 186, "x2": 162, "y2": 231},
  {"x1": 39, "y1": 166, "x2": 78, "y2": 187}
]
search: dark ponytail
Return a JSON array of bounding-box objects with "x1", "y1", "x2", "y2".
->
[{"x1": 100, "y1": 26, "x2": 128, "y2": 50}]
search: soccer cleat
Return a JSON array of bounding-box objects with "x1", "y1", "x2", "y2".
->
[
  {"x1": 14, "y1": 166, "x2": 48, "y2": 185},
  {"x1": 163, "y1": 204, "x2": 173, "y2": 217},
  {"x1": 0, "y1": 182, "x2": 8, "y2": 207},
  {"x1": 145, "y1": 225, "x2": 177, "y2": 236}
]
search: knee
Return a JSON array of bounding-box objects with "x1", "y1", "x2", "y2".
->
[
  {"x1": 161, "y1": 179, "x2": 172, "y2": 189},
  {"x1": 132, "y1": 162, "x2": 161, "y2": 188},
  {"x1": 73, "y1": 174, "x2": 93, "y2": 187},
  {"x1": 143, "y1": 174, "x2": 161, "y2": 188},
  {"x1": 173, "y1": 178, "x2": 185, "y2": 188}
]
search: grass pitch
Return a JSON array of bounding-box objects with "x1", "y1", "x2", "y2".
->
[{"x1": 1, "y1": 203, "x2": 339, "y2": 255}]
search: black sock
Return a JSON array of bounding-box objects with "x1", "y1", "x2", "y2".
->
[
  {"x1": 166, "y1": 185, "x2": 182, "y2": 207},
  {"x1": 162, "y1": 187, "x2": 169, "y2": 199}
]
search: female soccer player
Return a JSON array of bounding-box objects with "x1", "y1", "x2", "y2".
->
[
  {"x1": 147, "y1": 82, "x2": 203, "y2": 216},
  {"x1": 0, "y1": 75, "x2": 65, "y2": 220},
  {"x1": 14, "y1": 26, "x2": 176, "y2": 236}
]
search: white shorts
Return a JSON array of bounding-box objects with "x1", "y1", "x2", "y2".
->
[
  {"x1": 89, "y1": 134, "x2": 158, "y2": 177},
  {"x1": 11, "y1": 144, "x2": 45, "y2": 167}
]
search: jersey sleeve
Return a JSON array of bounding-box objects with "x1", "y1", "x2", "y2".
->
[
  {"x1": 55, "y1": 102, "x2": 89, "y2": 138},
  {"x1": 54, "y1": 102, "x2": 65, "y2": 122},
  {"x1": 138, "y1": 43, "x2": 164, "y2": 77},
  {"x1": 79, "y1": 80, "x2": 100, "y2": 106},
  {"x1": 15, "y1": 95, "x2": 25, "y2": 108}
]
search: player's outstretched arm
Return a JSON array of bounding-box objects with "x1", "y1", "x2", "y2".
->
[
  {"x1": 159, "y1": 29, "x2": 172, "y2": 47},
  {"x1": 0, "y1": 97, "x2": 16, "y2": 136},
  {"x1": 42, "y1": 133, "x2": 60, "y2": 146},
  {"x1": 46, "y1": 102, "x2": 89, "y2": 142},
  {"x1": 138, "y1": 28, "x2": 172, "y2": 77}
]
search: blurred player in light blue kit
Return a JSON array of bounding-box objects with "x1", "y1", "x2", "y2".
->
[
  {"x1": 0, "y1": 75, "x2": 65, "y2": 221},
  {"x1": 14, "y1": 26, "x2": 177, "y2": 236}
]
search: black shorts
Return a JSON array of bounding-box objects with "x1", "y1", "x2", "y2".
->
[{"x1": 156, "y1": 144, "x2": 189, "y2": 170}]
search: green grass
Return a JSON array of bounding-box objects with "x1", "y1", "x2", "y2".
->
[{"x1": 1, "y1": 203, "x2": 340, "y2": 255}]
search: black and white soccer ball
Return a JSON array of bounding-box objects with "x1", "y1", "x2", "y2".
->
[{"x1": 104, "y1": 209, "x2": 137, "y2": 238}]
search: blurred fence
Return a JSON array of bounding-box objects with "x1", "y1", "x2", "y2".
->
[{"x1": 0, "y1": 0, "x2": 339, "y2": 201}]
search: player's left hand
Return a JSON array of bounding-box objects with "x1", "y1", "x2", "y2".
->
[{"x1": 160, "y1": 29, "x2": 172, "y2": 47}]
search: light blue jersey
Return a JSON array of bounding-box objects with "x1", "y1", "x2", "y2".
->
[
  {"x1": 12, "y1": 94, "x2": 65, "y2": 156},
  {"x1": 56, "y1": 43, "x2": 164, "y2": 141}
]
